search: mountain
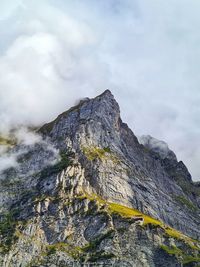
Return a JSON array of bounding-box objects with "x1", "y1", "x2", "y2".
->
[
  {"x1": 0, "y1": 90, "x2": 200, "y2": 267},
  {"x1": 138, "y1": 135, "x2": 177, "y2": 162}
]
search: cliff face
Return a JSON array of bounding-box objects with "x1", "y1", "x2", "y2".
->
[{"x1": 0, "y1": 90, "x2": 200, "y2": 267}]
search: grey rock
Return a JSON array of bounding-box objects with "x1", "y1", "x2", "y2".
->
[
  {"x1": 0, "y1": 90, "x2": 200, "y2": 267},
  {"x1": 138, "y1": 134, "x2": 177, "y2": 162}
]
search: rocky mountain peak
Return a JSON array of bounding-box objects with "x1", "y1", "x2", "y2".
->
[
  {"x1": 1, "y1": 90, "x2": 200, "y2": 267},
  {"x1": 40, "y1": 89, "x2": 120, "y2": 137},
  {"x1": 97, "y1": 88, "x2": 114, "y2": 98}
]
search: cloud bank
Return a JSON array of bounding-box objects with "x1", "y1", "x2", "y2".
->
[{"x1": 0, "y1": 0, "x2": 200, "y2": 180}]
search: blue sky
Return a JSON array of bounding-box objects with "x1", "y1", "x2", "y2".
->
[{"x1": 0, "y1": 0, "x2": 200, "y2": 180}]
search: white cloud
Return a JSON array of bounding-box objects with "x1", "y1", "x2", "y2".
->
[
  {"x1": 14, "y1": 127, "x2": 42, "y2": 146},
  {"x1": 0, "y1": 153, "x2": 18, "y2": 173},
  {"x1": 0, "y1": 1, "x2": 110, "y2": 133},
  {"x1": 0, "y1": 0, "x2": 200, "y2": 180},
  {"x1": 0, "y1": 127, "x2": 60, "y2": 174},
  {"x1": 0, "y1": 0, "x2": 22, "y2": 20}
]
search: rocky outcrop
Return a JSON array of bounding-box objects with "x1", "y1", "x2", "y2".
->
[
  {"x1": 138, "y1": 135, "x2": 177, "y2": 162},
  {"x1": 40, "y1": 90, "x2": 200, "y2": 239},
  {"x1": 0, "y1": 90, "x2": 200, "y2": 266},
  {"x1": 0, "y1": 156, "x2": 199, "y2": 267}
]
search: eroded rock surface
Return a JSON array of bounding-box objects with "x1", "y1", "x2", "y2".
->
[{"x1": 0, "y1": 90, "x2": 200, "y2": 266}]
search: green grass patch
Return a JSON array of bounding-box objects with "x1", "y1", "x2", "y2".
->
[
  {"x1": 183, "y1": 255, "x2": 200, "y2": 264},
  {"x1": 108, "y1": 202, "x2": 142, "y2": 217},
  {"x1": 174, "y1": 195, "x2": 197, "y2": 212},
  {"x1": 81, "y1": 191, "x2": 200, "y2": 251},
  {"x1": 160, "y1": 245, "x2": 200, "y2": 265},
  {"x1": 164, "y1": 227, "x2": 197, "y2": 247},
  {"x1": 160, "y1": 245, "x2": 182, "y2": 256},
  {"x1": 108, "y1": 202, "x2": 162, "y2": 226},
  {"x1": 82, "y1": 146, "x2": 111, "y2": 161}
]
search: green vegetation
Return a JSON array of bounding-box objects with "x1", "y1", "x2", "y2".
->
[
  {"x1": 108, "y1": 202, "x2": 162, "y2": 226},
  {"x1": 47, "y1": 246, "x2": 57, "y2": 255},
  {"x1": 0, "y1": 177, "x2": 22, "y2": 187},
  {"x1": 183, "y1": 255, "x2": 200, "y2": 265},
  {"x1": 0, "y1": 215, "x2": 16, "y2": 252},
  {"x1": 108, "y1": 202, "x2": 142, "y2": 217},
  {"x1": 83, "y1": 192, "x2": 162, "y2": 226},
  {"x1": 80, "y1": 191, "x2": 200, "y2": 251},
  {"x1": 46, "y1": 243, "x2": 83, "y2": 259},
  {"x1": 168, "y1": 170, "x2": 200, "y2": 198},
  {"x1": 103, "y1": 147, "x2": 111, "y2": 153},
  {"x1": 0, "y1": 210, "x2": 21, "y2": 253},
  {"x1": 165, "y1": 227, "x2": 191, "y2": 241},
  {"x1": 33, "y1": 194, "x2": 54, "y2": 204},
  {"x1": 107, "y1": 203, "x2": 197, "y2": 247},
  {"x1": 0, "y1": 136, "x2": 16, "y2": 146},
  {"x1": 82, "y1": 146, "x2": 111, "y2": 161},
  {"x1": 88, "y1": 251, "x2": 115, "y2": 262},
  {"x1": 83, "y1": 230, "x2": 114, "y2": 253},
  {"x1": 46, "y1": 237, "x2": 115, "y2": 263},
  {"x1": 0, "y1": 152, "x2": 73, "y2": 253},
  {"x1": 160, "y1": 245, "x2": 182, "y2": 256},
  {"x1": 83, "y1": 191, "x2": 105, "y2": 205},
  {"x1": 160, "y1": 245, "x2": 200, "y2": 265},
  {"x1": 40, "y1": 152, "x2": 71, "y2": 180},
  {"x1": 174, "y1": 195, "x2": 197, "y2": 212},
  {"x1": 82, "y1": 145, "x2": 121, "y2": 164},
  {"x1": 44, "y1": 191, "x2": 200, "y2": 264}
]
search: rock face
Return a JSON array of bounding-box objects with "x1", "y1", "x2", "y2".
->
[
  {"x1": 138, "y1": 135, "x2": 177, "y2": 162},
  {"x1": 0, "y1": 90, "x2": 200, "y2": 267}
]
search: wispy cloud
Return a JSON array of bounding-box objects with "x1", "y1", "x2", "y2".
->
[{"x1": 0, "y1": 127, "x2": 60, "y2": 175}]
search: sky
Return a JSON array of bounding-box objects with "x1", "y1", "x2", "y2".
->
[{"x1": 0, "y1": 0, "x2": 200, "y2": 180}]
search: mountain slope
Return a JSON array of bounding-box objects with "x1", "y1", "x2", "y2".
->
[{"x1": 0, "y1": 90, "x2": 200, "y2": 267}]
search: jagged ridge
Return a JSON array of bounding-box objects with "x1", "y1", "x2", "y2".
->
[{"x1": 0, "y1": 90, "x2": 200, "y2": 267}]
